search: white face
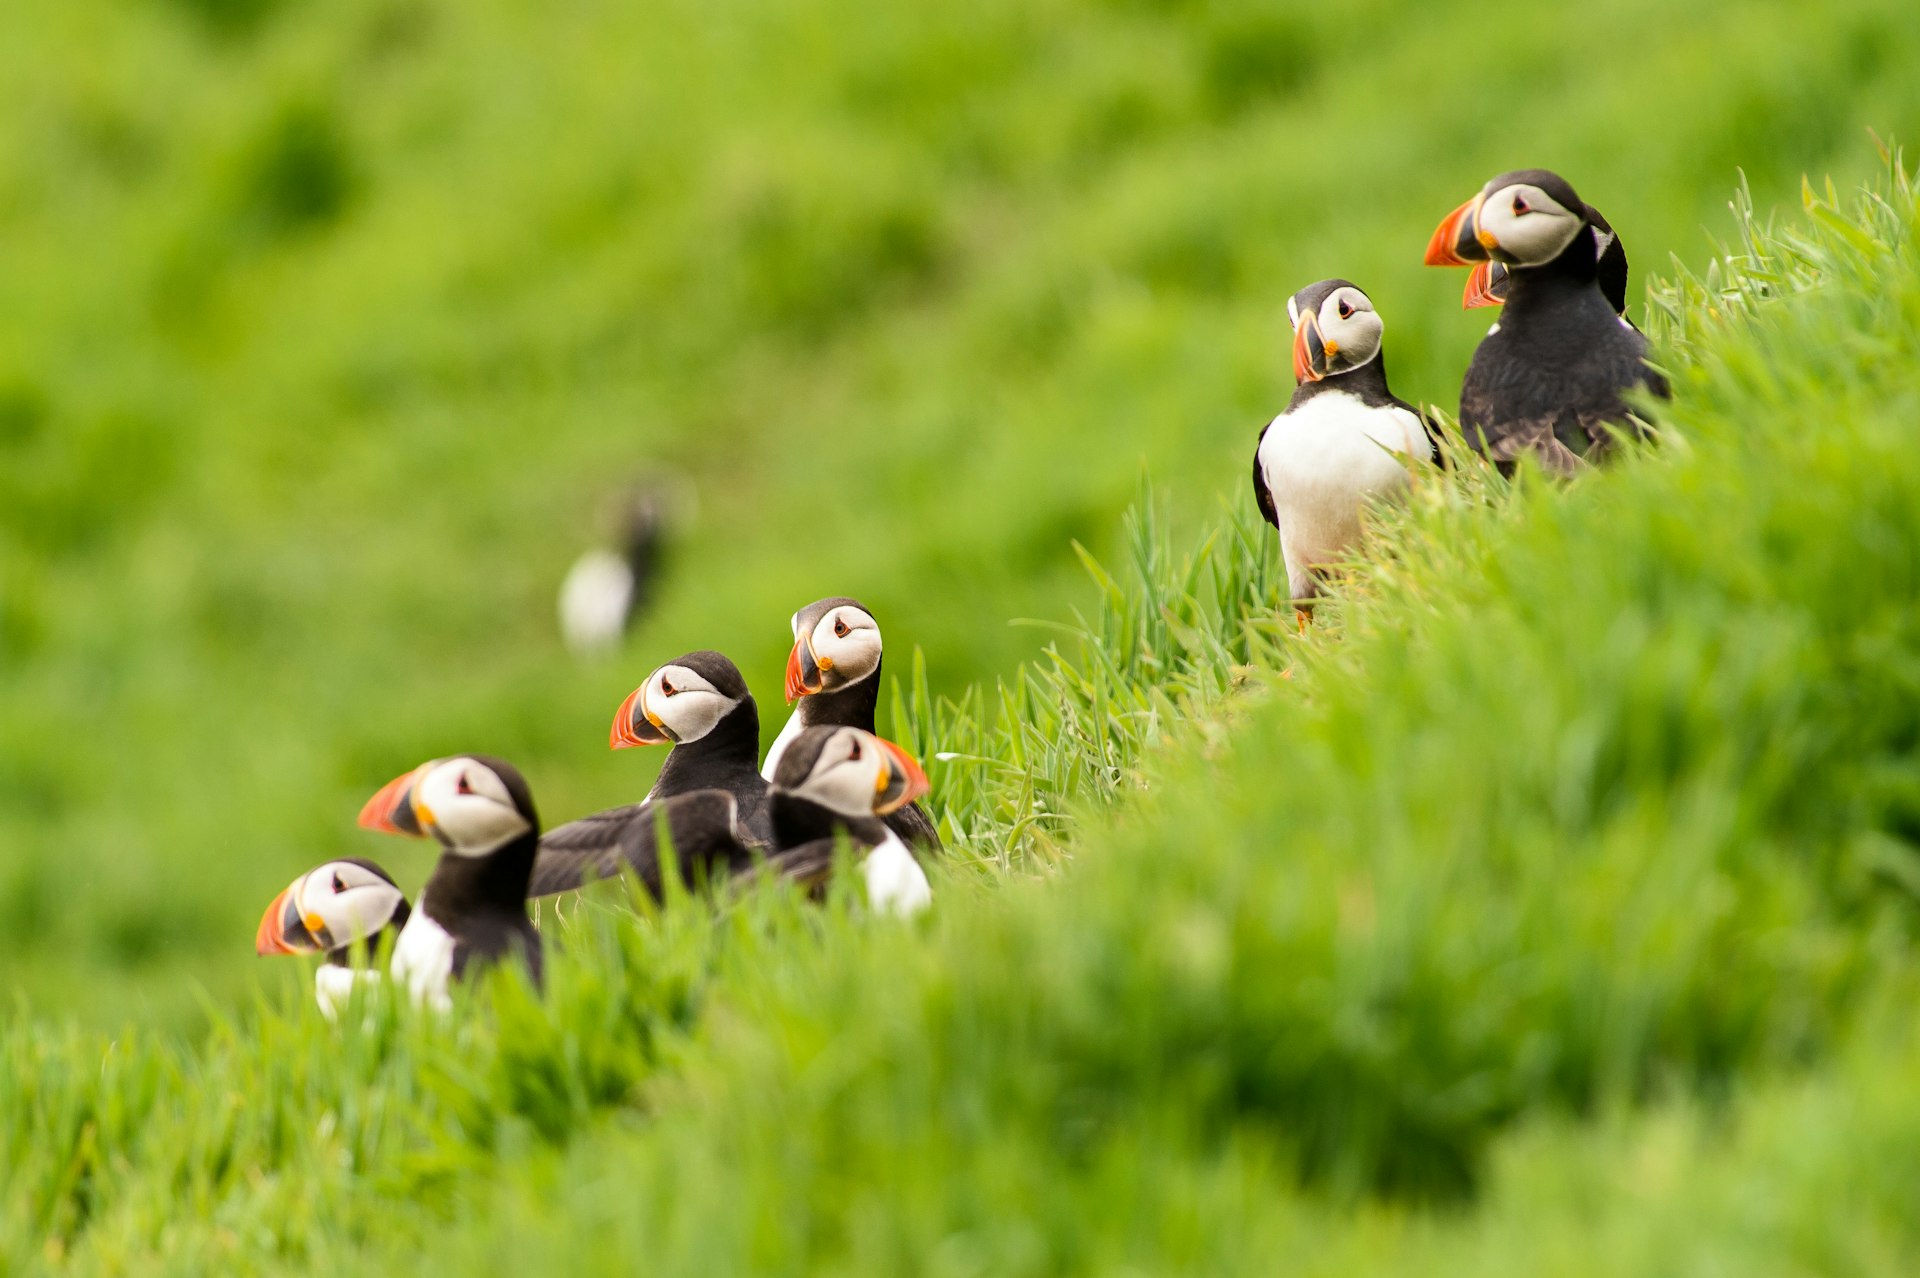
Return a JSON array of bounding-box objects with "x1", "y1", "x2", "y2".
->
[
  {"x1": 789, "y1": 726, "x2": 891, "y2": 817},
  {"x1": 412, "y1": 757, "x2": 531, "y2": 855},
  {"x1": 641, "y1": 662, "x2": 739, "y2": 743},
  {"x1": 1476, "y1": 182, "x2": 1584, "y2": 267},
  {"x1": 1307, "y1": 286, "x2": 1382, "y2": 373},
  {"x1": 802, "y1": 605, "x2": 882, "y2": 689},
  {"x1": 291, "y1": 861, "x2": 405, "y2": 950}
]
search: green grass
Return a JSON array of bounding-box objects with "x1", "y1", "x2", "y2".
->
[
  {"x1": 6, "y1": 151, "x2": 1920, "y2": 1274},
  {"x1": 6, "y1": 0, "x2": 1920, "y2": 1030}
]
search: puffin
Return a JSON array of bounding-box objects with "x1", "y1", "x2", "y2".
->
[
  {"x1": 358, "y1": 755, "x2": 544, "y2": 1010},
  {"x1": 762, "y1": 725, "x2": 933, "y2": 916},
  {"x1": 1464, "y1": 204, "x2": 1631, "y2": 319},
  {"x1": 763, "y1": 597, "x2": 942, "y2": 851},
  {"x1": 556, "y1": 480, "x2": 676, "y2": 658},
  {"x1": 254, "y1": 857, "x2": 410, "y2": 1019},
  {"x1": 1251, "y1": 279, "x2": 1435, "y2": 611},
  {"x1": 1425, "y1": 170, "x2": 1667, "y2": 474},
  {"x1": 603, "y1": 650, "x2": 771, "y2": 841},
  {"x1": 527, "y1": 726, "x2": 934, "y2": 917}
]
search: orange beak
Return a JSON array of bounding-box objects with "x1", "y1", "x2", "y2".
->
[
  {"x1": 874, "y1": 736, "x2": 931, "y2": 814},
  {"x1": 610, "y1": 684, "x2": 671, "y2": 749},
  {"x1": 1291, "y1": 312, "x2": 1333, "y2": 384},
  {"x1": 358, "y1": 765, "x2": 425, "y2": 836},
  {"x1": 1425, "y1": 195, "x2": 1485, "y2": 267},
  {"x1": 255, "y1": 886, "x2": 312, "y2": 956},
  {"x1": 785, "y1": 637, "x2": 824, "y2": 703},
  {"x1": 1462, "y1": 260, "x2": 1506, "y2": 309}
]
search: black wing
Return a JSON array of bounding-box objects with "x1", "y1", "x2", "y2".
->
[
  {"x1": 884, "y1": 800, "x2": 942, "y2": 853},
  {"x1": 1251, "y1": 420, "x2": 1279, "y2": 530},
  {"x1": 528, "y1": 790, "x2": 751, "y2": 898}
]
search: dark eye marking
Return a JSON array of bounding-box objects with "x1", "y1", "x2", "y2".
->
[
  {"x1": 1512, "y1": 194, "x2": 1530, "y2": 215},
  {"x1": 1337, "y1": 298, "x2": 1354, "y2": 320},
  {"x1": 333, "y1": 872, "x2": 349, "y2": 893},
  {"x1": 456, "y1": 773, "x2": 474, "y2": 796},
  {"x1": 661, "y1": 676, "x2": 678, "y2": 696},
  {"x1": 833, "y1": 617, "x2": 850, "y2": 638},
  {"x1": 848, "y1": 739, "x2": 863, "y2": 763}
]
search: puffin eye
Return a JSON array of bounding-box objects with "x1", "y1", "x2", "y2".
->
[
  {"x1": 456, "y1": 773, "x2": 474, "y2": 796},
  {"x1": 660, "y1": 676, "x2": 677, "y2": 696},
  {"x1": 332, "y1": 872, "x2": 349, "y2": 894},
  {"x1": 833, "y1": 617, "x2": 849, "y2": 638},
  {"x1": 1337, "y1": 298, "x2": 1354, "y2": 320},
  {"x1": 848, "y1": 739, "x2": 863, "y2": 763},
  {"x1": 1512, "y1": 195, "x2": 1530, "y2": 215}
]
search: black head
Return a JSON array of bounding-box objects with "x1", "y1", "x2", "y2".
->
[
  {"x1": 770, "y1": 725, "x2": 930, "y2": 819},
  {"x1": 1427, "y1": 168, "x2": 1595, "y2": 272},
  {"x1": 1286, "y1": 279, "x2": 1385, "y2": 383},
  {"x1": 785, "y1": 598, "x2": 883, "y2": 701},
  {"x1": 610, "y1": 650, "x2": 754, "y2": 748},
  {"x1": 255, "y1": 857, "x2": 410, "y2": 957}
]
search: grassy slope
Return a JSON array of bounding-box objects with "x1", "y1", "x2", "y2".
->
[
  {"x1": 7, "y1": 159, "x2": 1920, "y2": 1274},
  {"x1": 4, "y1": 0, "x2": 1920, "y2": 1028}
]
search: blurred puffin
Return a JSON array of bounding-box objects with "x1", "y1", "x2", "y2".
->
[
  {"x1": 1464, "y1": 204, "x2": 1631, "y2": 320},
  {"x1": 1426, "y1": 170, "x2": 1666, "y2": 474},
  {"x1": 359, "y1": 755, "x2": 543, "y2": 1009},
  {"x1": 530, "y1": 726, "x2": 933, "y2": 917},
  {"x1": 595, "y1": 650, "x2": 772, "y2": 842},
  {"x1": 762, "y1": 725, "x2": 933, "y2": 916},
  {"x1": 557, "y1": 479, "x2": 681, "y2": 658},
  {"x1": 765, "y1": 597, "x2": 942, "y2": 850},
  {"x1": 255, "y1": 858, "x2": 410, "y2": 1019},
  {"x1": 1251, "y1": 280, "x2": 1435, "y2": 612}
]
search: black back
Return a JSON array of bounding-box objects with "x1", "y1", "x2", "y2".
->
[{"x1": 529, "y1": 789, "x2": 756, "y2": 898}]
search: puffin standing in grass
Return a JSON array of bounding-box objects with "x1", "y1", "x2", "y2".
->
[
  {"x1": 1464, "y1": 204, "x2": 1632, "y2": 320},
  {"x1": 359, "y1": 755, "x2": 544, "y2": 1009},
  {"x1": 1251, "y1": 279, "x2": 1435, "y2": 614},
  {"x1": 766, "y1": 598, "x2": 942, "y2": 850},
  {"x1": 255, "y1": 858, "x2": 410, "y2": 1019},
  {"x1": 762, "y1": 725, "x2": 933, "y2": 916},
  {"x1": 588, "y1": 650, "x2": 772, "y2": 843},
  {"x1": 1426, "y1": 170, "x2": 1666, "y2": 474},
  {"x1": 525, "y1": 649, "x2": 773, "y2": 892}
]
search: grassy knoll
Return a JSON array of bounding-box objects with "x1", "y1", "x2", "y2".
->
[
  {"x1": 4, "y1": 0, "x2": 1920, "y2": 1028},
  {"x1": 6, "y1": 155, "x2": 1920, "y2": 1274}
]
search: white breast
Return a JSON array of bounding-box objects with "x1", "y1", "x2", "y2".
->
[
  {"x1": 760, "y1": 707, "x2": 806, "y2": 782},
  {"x1": 1256, "y1": 391, "x2": 1424, "y2": 596},
  {"x1": 389, "y1": 907, "x2": 457, "y2": 1012},
  {"x1": 861, "y1": 833, "x2": 932, "y2": 917},
  {"x1": 313, "y1": 965, "x2": 382, "y2": 1022},
  {"x1": 557, "y1": 549, "x2": 634, "y2": 657}
]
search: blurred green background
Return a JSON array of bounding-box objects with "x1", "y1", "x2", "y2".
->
[{"x1": 2, "y1": 0, "x2": 1916, "y2": 1031}]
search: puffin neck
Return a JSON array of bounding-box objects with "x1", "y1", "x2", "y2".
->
[
  {"x1": 1299, "y1": 347, "x2": 1395, "y2": 403},
  {"x1": 1501, "y1": 250, "x2": 1613, "y2": 325},
  {"x1": 771, "y1": 791, "x2": 886, "y2": 850},
  {"x1": 796, "y1": 658, "x2": 882, "y2": 733},
  {"x1": 419, "y1": 834, "x2": 538, "y2": 927},
  {"x1": 653, "y1": 697, "x2": 763, "y2": 792}
]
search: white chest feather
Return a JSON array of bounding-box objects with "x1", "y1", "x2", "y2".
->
[
  {"x1": 1257, "y1": 392, "x2": 1423, "y2": 580},
  {"x1": 861, "y1": 833, "x2": 932, "y2": 917},
  {"x1": 760, "y1": 708, "x2": 806, "y2": 782},
  {"x1": 389, "y1": 908, "x2": 457, "y2": 1012},
  {"x1": 557, "y1": 549, "x2": 634, "y2": 657},
  {"x1": 313, "y1": 965, "x2": 381, "y2": 1022}
]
